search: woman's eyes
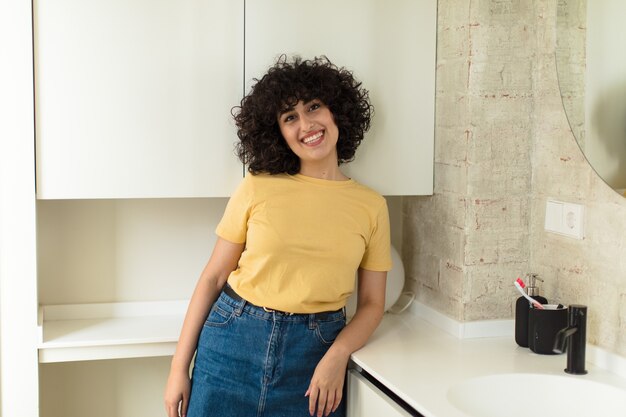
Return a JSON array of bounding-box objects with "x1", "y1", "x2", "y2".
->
[{"x1": 281, "y1": 102, "x2": 322, "y2": 123}]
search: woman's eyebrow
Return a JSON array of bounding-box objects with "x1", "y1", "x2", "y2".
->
[
  {"x1": 278, "y1": 106, "x2": 295, "y2": 117},
  {"x1": 278, "y1": 98, "x2": 319, "y2": 117}
]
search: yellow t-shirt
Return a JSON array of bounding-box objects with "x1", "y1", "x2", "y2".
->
[{"x1": 216, "y1": 173, "x2": 392, "y2": 313}]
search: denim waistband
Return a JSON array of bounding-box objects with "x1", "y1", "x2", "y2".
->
[{"x1": 221, "y1": 284, "x2": 344, "y2": 322}]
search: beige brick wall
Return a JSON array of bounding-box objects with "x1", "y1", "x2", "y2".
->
[{"x1": 403, "y1": 0, "x2": 626, "y2": 358}]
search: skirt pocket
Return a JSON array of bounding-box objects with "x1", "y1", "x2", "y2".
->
[
  {"x1": 313, "y1": 316, "x2": 346, "y2": 345},
  {"x1": 203, "y1": 302, "x2": 235, "y2": 328}
]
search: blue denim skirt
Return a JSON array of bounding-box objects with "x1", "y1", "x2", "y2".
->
[{"x1": 187, "y1": 286, "x2": 347, "y2": 417}]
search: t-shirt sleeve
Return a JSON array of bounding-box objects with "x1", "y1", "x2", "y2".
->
[
  {"x1": 359, "y1": 199, "x2": 392, "y2": 271},
  {"x1": 215, "y1": 175, "x2": 254, "y2": 244}
]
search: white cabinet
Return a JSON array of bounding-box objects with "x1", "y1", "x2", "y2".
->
[
  {"x1": 0, "y1": 2, "x2": 39, "y2": 416},
  {"x1": 34, "y1": 0, "x2": 436, "y2": 198},
  {"x1": 2, "y1": 1, "x2": 436, "y2": 416},
  {"x1": 347, "y1": 369, "x2": 413, "y2": 417},
  {"x1": 245, "y1": 0, "x2": 436, "y2": 196},
  {"x1": 34, "y1": 0, "x2": 244, "y2": 199}
]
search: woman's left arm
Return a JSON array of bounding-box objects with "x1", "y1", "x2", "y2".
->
[{"x1": 306, "y1": 268, "x2": 387, "y2": 417}]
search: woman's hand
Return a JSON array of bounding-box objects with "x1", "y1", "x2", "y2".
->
[
  {"x1": 305, "y1": 268, "x2": 387, "y2": 416},
  {"x1": 164, "y1": 369, "x2": 191, "y2": 417},
  {"x1": 306, "y1": 350, "x2": 350, "y2": 417}
]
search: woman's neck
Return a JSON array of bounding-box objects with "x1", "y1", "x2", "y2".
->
[{"x1": 298, "y1": 162, "x2": 349, "y2": 181}]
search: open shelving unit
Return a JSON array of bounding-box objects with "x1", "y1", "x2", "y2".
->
[{"x1": 37, "y1": 300, "x2": 188, "y2": 363}]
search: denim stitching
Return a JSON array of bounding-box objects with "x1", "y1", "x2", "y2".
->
[{"x1": 257, "y1": 313, "x2": 280, "y2": 417}]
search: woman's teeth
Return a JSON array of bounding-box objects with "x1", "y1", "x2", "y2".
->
[{"x1": 303, "y1": 131, "x2": 323, "y2": 144}]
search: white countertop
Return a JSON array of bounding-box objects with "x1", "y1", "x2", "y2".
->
[{"x1": 350, "y1": 312, "x2": 626, "y2": 417}]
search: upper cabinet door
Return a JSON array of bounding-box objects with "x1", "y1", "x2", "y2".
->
[
  {"x1": 245, "y1": 0, "x2": 436, "y2": 196},
  {"x1": 34, "y1": 0, "x2": 244, "y2": 199}
]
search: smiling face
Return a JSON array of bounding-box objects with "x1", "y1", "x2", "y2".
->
[{"x1": 277, "y1": 99, "x2": 340, "y2": 173}]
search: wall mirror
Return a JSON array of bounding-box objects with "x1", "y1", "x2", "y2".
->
[{"x1": 556, "y1": 0, "x2": 626, "y2": 197}]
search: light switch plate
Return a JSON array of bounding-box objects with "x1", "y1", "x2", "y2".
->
[{"x1": 544, "y1": 199, "x2": 584, "y2": 239}]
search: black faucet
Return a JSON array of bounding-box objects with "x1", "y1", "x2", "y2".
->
[{"x1": 553, "y1": 304, "x2": 588, "y2": 375}]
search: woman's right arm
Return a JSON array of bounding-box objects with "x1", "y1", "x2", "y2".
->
[{"x1": 164, "y1": 237, "x2": 245, "y2": 417}]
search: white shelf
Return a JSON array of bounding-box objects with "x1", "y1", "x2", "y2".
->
[{"x1": 38, "y1": 300, "x2": 188, "y2": 363}]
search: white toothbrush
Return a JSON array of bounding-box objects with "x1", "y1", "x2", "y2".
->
[{"x1": 514, "y1": 278, "x2": 544, "y2": 309}]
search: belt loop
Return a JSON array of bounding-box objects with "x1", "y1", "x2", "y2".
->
[
  {"x1": 237, "y1": 295, "x2": 247, "y2": 316},
  {"x1": 308, "y1": 313, "x2": 316, "y2": 329},
  {"x1": 234, "y1": 298, "x2": 244, "y2": 316},
  {"x1": 225, "y1": 283, "x2": 246, "y2": 316}
]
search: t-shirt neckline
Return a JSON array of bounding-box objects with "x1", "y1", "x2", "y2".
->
[{"x1": 290, "y1": 173, "x2": 355, "y2": 188}]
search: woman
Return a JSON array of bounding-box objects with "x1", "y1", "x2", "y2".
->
[{"x1": 164, "y1": 56, "x2": 391, "y2": 417}]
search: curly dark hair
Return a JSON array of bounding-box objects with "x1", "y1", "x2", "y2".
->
[{"x1": 232, "y1": 55, "x2": 373, "y2": 175}]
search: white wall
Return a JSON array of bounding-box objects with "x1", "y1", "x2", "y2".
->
[
  {"x1": 37, "y1": 199, "x2": 228, "y2": 305},
  {"x1": 40, "y1": 357, "x2": 170, "y2": 417}
]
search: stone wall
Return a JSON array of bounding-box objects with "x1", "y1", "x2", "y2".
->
[
  {"x1": 532, "y1": 0, "x2": 626, "y2": 357},
  {"x1": 403, "y1": 0, "x2": 626, "y2": 358}
]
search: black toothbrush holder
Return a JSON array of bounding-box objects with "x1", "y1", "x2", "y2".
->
[{"x1": 528, "y1": 306, "x2": 568, "y2": 355}]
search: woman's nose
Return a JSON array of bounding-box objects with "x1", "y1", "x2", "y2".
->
[{"x1": 299, "y1": 114, "x2": 314, "y2": 130}]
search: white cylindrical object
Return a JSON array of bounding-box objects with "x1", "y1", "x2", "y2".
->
[{"x1": 345, "y1": 245, "x2": 405, "y2": 318}]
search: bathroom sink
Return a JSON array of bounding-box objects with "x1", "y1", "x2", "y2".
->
[{"x1": 447, "y1": 373, "x2": 626, "y2": 417}]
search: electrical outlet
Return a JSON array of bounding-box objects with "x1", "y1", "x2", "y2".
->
[{"x1": 544, "y1": 199, "x2": 584, "y2": 239}]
